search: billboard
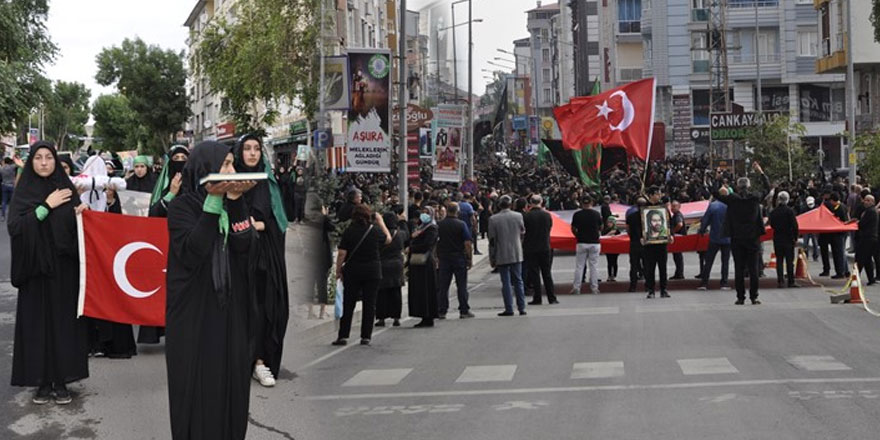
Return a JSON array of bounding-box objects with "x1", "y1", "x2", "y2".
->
[
  {"x1": 346, "y1": 49, "x2": 392, "y2": 172},
  {"x1": 432, "y1": 104, "x2": 465, "y2": 183}
]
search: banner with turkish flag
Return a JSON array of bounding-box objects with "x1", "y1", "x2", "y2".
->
[
  {"x1": 554, "y1": 78, "x2": 656, "y2": 161},
  {"x1": 77, "y1": 210, "x2": 168, "y2": 326}
]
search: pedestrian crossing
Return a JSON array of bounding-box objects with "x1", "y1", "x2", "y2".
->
[{"x1": 338, "y1": 355, "x2": 859, "y2": 387}]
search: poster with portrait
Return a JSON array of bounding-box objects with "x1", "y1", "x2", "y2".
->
[
  {"x1": 346, "y1": 49, "x2": 391, "y2": 173},
  {"x1": 431, "y1": 104, "x2": 465, "y2": 183},
  {"x1": 419, "y1": 127, "x2": 433, "y2": 159},
  {"x1": 641, "y1": 206, "x2": 670, "y2": 244},
  {"x1": 322, "y1": 56, "x2": 350, "y2": 110}
]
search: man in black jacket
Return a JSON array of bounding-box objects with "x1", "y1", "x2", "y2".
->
[
  {"x1": 436, "y1": 202, "x2": 475, "y2": 319},
  {"x1": 523, "y1": 195, "x2": 557, "y2": 304},
  {"x1": 856, "y1": 195, "x2": 878, "y2": 285},
  {"x1": 769, "y1": 191, "x2": 800, "y2": 288},
  {"x1": 718, "y1": 162, "x2": 771, "y2": 305}
]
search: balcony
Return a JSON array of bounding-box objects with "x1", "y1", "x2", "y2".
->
[
  {"x1": 816, "y1": 33, "x2": 847, "y2": 73},
  {"x1": 619, "y1": 20, "x2": 641, "y2": 34},
  {"x1": 729, "y1": 53, "x2": 783, "y2": 80},
  {"x1": 728, "y1": 0, "x2": 778, "y2": 8},
  {"x1": 618, "y1": 67, "x2": 644, "y2": 82}
]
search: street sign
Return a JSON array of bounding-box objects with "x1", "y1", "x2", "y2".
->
[
  {"x1": 314, "y1": 129, "x2": 331, "y2": 150},
  {"x1": 709, "y1": 111, "x2": 783, "y2": 141}
]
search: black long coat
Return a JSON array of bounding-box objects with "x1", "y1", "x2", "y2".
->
[{"x1": 407, "y1": 225, "x2": 438, "y2": 319}]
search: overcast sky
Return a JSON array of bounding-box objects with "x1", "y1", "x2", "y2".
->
[{"x1": 44, "y1": 0, "x2": 193, "y2": 104}]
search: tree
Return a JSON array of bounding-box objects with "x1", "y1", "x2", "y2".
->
[
  {"x1": 193, "y1": 0, "x2": 320, "y2": 134},
  {"x1": 0, "y1": 0, "x2": 57, "y2": 135},
  {"x1": 478, "y1": 71, "x2": 508, "y2": 114},
  {"x1": 854, "y1": 131, "x2": 880, "y2": 186},
  {"x1": 743, "y1": 114, "x2": 812, "y2": 187},
  {"x1": 44, "y1": 81, "x2": 91, "y2": 150},
  {"x1": 95, "y1": 38, "x2": 189, "y2": 155},
  {"x1": 92, "y1": 94, "x2": 145, "y2": 152},
  {"x1": 872, "y1": 0, "x2": 880, "y2": 43}
]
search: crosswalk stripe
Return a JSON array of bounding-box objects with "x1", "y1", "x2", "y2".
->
[
  {"x1": 571, "y1": 361, "x2": 625, "y2": 379},
  {"x1": 456, "y1": 365, "x2": 517, "y2": 383},
  {"x1": 786, "y1": 356, "x2": 852, "y2": 372},
  {"x1": 343, "y1": 369, "x2": 413, "y2": 387},
  {"x1": 677, "y1": 358, "x2": 739, "y2": 375}
]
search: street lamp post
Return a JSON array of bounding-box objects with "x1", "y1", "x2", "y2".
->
[
  {"x1": 399, "y1": 0, "x2": 408, "y2": 212},
  {"x1": 467, "y1": 0, "x2": 474, "y2": 180}
]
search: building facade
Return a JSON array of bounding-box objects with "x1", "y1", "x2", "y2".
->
[
  {"x1": 570, "y1": 0, "x2": 601, "y2": 96},
  {"x1": 597, "y1": 0, "x2": 645, "y2": 91},
  {"x1": 527, "y1": 2, "x2": 561, "y2": 117}
]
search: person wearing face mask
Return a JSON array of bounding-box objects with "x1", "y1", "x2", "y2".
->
[
  {"x1": 8, "y1": 141, "x2": 90, "y2": 406},
  {"x1": 407, "y1": 206, "x2": 440, "y2": 327},
  {"x1": 801, "y1": 196, "x2": 819, "y2": 261},
  {"x1": 233, "y1": 134, "x2": 290, "y2": 386},
  {"x1": 148, "y1": 145, "x2": 190, "y2": 218},
  {"x1": 165, "y1": 141, "x2": 257, "y2": 440}
]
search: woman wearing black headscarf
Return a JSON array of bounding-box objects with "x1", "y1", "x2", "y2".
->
[
  {"x1": 165, "y1": 141, "x2": 256, "y2": 440},
  {"x1": 375, "y1": 212, "x2": 407, "y2": 327},
  {"x1": 408, "y1": 205, "x2": 439, "y2": 328},
  {"x1": 233, "y1": 134, "x2": 289, "y2": 388},
  {"x1": 8, "y1": 141, "x2": 89, "y2": 405}
]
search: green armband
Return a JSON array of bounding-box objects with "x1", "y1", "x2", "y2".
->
[
  {"x1": 35, "y1": 205, "x2": 50, "y2": 221},
  {"x1": 163, "y1": 192, "x2": 176, "y2": 203},
  {"x1": 202, "y1": 194, "x2": 224, "y2": 215}
]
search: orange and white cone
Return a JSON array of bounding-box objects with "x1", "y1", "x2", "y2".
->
[
  {"x1": 795, "y1": 250, "x2": 808, "y2": 279},
  {"x1": 766, "y1": 252, "x2": 777, "y2": 269},
  {"x1": 850, "y1": 272, "x2": 867, "y2": 304}
]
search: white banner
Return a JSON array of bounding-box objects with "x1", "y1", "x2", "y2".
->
[
  {"x1": 432, "y1": 104, "x2": 465, "y2": 183},
  {"x1": 117, "y1": 190, "x2": 152, "y2": 217}
]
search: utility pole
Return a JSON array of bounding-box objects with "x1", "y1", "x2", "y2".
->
[
  {"x1": 318, "y1": 0, "x2": 326, "y2": 133},
  {"x1": 846, "y1": 0, "x2": 857, "y2": 184},
  {"x1": 398, "y1": 0, "x2": 409, "y2": 212},
  {"x1": 452, "y1": 2, "x2": 458, "y2": 102},
  {"x1": 436, "y1": 26, "x2": 442, "y2": 103},
  {"x1": 754, "y1": 1, "x2": 762, "y2": 113},
  {"x1": 467, "y1": 0, "x2": 474, "y2": 179}
]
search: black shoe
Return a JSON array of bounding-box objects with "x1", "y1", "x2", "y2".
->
[
  {"x1": 693, "y1": 274, "x2": 703, "y2": 279},
  {"x1": 628, "y1": 284, "x2": 637, "y2": 293},
  {"x1": 831, "y1": 274, "x2": 846, "y2": 279},
  {"x1": 413, "y1": 320, "x2": 434, "y2": 327},
  {"x1": 360, "y1": 339, "x2": 371, "y2": 345},
  {"x1": 788, "y1": 282, "x2": 802, "y2": 288},
  {"x1": 497, "y1": 311, "x2": 514, "y2": 317},
  {"x1": 438, "y1": 314, "x2": 447, "y2": 320},
  {"x1": 519, "y1": 310, "x2": 527, "y2": 316},
  {"x1": 53, "y1": 383, "x2": 72, "y2": 405},
  {"x1": 375, "y1": 320, "x2": 385, "y2": 327},
  {"x1": 868, "y1": 281, "x2": 877, "y2": 286},
  {"x1": 670, "y1": 275, "x2": 684, "y2": 280},
  {"x1": 331, "y1": 339, "x2": 347, "y2": 346},
  {"x1": 392, "y1": 319, "x2": 401, "y2": 327},
  {"x1": 660, "y1": 291, "x2": 670, "y2": 298},
  {"x1": 474, "y1": 251, "x2": 483, "y2": 255},
  {"x1": 735, "y1": 299, "x2": 745, "y2": 305},
  {"x1": 460, "y1": 312, "x2": 475, "y2": 319},
  {"x1": 751, "y1": 299, "x2": 762, "y2": 305},
  {"x1": 548, "y1": 299, "x2": 559, "y2": 304},
  {"x1": 646, "y1": 291, "x2": 655, "y2": 299},
  {"x1": 777, "y1": 281, "x2": 785, "y2": 288},
  {"x1": 32, "y1": 385, "x2": 52, "y2": 405},
  {"x1": 819, "y1": 271, "x2": 830, "y2": 277},
  {"x1": 528, "y1": 300, "x2": 542, "y2": 305}
]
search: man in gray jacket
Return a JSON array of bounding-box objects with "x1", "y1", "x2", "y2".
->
[{"x1": 488, "y1": 195, "x2": 527, "y2": 316}]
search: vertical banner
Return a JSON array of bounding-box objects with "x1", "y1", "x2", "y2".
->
[
  {"x1": 407, "y1": 133, "x2": 420, "y2": 185},
  {"x1": 419, "y1": 127, "x2": 433, "y2": 159},
  {"x1": 322, "y1": 56, "x2": 351, "y2": 110},
  {"x1": 346, "y1": 49, "x2": 392, "y2": 172},
  {"x1": 432, "y1": 104, "x2": 465, "y2": 183}
]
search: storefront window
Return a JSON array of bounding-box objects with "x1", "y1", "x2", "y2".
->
[
  {"x1": 799, "y1": 84, "x2": 845, "y2": 122},
  {"x1": 758, "y1": 86, "x2": 789, "y2": 112}
]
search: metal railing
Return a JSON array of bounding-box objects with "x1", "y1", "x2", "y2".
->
[
  {"x1": 618, "y1": 68, "x2": 643, "y2": 82},
  {"x1": 728, "y1": 0, "x2": 778, "y2": 8},
  {"x1": 619, "y1": 20, "x2": 641, "y2": 34},
  {"x1": 728, "y1": 53, "x2": 782, "y2": 63}
]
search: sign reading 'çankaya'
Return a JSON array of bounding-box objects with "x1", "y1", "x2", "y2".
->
[{"x1": 709, "y1": 111, "x2": 784, "y2": 140}]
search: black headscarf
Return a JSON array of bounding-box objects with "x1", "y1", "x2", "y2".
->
[
  {"x1": 180, "y1": 141, "x2": 234, "y2": 197},
  {"x1": 7, "y1": 142, "x2": 81, "y2": 285},
  {"x1": 233, "y1": 134, "x2": 271, "y2": 221},
  {"x1": 167, "y1": 145, "x2": 190, "y2": 178}
]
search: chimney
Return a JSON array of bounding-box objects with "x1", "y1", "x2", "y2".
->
[{"x1": 537, "y1": 1, "x2": 542, "y2": 8}]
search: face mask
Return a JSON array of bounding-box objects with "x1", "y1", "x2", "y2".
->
[
  {"x1": 168, "y1": 160, "x2": 186, "y2": 178},
  {"x1": 420, "y1": 213, "x2": 432, "y2": 224}
]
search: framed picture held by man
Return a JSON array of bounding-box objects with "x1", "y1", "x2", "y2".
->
[{"x1": 641, "y1": 206, "x2": 670, "y2": 244}]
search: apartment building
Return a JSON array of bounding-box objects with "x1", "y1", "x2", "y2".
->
[
  {"x1": 643, "y1": 0, "x2": 846, "y2": 163},
  {"x1": 527, "y1": 2, "x2": 561, "y2": 117},
  {"x1": 570, "y1": 0, "x2": 601, "y2": 96},
  {"x1": 597, "y1": 0, "x2": 645, "y2": 91}
]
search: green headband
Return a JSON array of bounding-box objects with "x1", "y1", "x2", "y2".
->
[{"x1": 134, "y1": 155, "x2": 150, "y2": 166}]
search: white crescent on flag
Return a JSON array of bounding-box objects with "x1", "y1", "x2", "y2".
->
[
  {"x1": 113, "y1": 242, "x2": 164, "y2": 298},
  {"x1": 609, "y1": 90, "x2": 635, "y2": 132}
]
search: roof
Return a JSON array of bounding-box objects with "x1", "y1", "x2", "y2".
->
[
  {"x1": 527, "y1": 2, "x2": 560, "y2": 12},
  {"x1": 184, "y1": 0, "x2": 207, "y2": 27}
]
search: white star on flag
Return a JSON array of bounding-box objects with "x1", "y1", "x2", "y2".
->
[{"x1": 595, "y1": 100, "x2": 613, "y2": 119}]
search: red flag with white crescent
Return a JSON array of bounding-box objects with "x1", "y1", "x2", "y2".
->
[{"x1": 77, "y1": 210, "x2": 168, "y2": 326}]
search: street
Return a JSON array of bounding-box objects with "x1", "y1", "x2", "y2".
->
[{"x1": 1, "y1": 233, "x2": 880, "y2": 439}]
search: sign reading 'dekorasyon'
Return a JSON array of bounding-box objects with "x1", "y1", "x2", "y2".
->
[{"x1": 710, "y1": 111, "x2": 784, "y2": 141}]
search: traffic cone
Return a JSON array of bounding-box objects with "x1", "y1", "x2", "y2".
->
[
  {"x1": 766, "y1": 253, "x2": 777, "y2": 269},
  {"x1": 849, "y1": 272, "x2": 867, "y2": 304},
  {"x1": 795, "y1": 250, "x2": 808, "y2": 279}
]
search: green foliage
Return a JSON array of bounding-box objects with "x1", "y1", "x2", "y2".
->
[
  {"x1": 872, "y1": 0, "x2": 880, "y2": 44},
  {"x1": 743, "y1": 115, "x2": 813, "y2": 187},
  {"x1": 854, "y1": 131, "x2": 880, "y2": 186},
  {"x1": 478, "y1": 71, "x2": 507, "y2": 113},
  {"x1": 44, "y1": 81, "x2": 91, "y2": 151},
  {"x1": 95, "y1": 38, "x2": 189, "y2": 155},
  {"x1": 0, "y1": 0, "x2": 57, "y2": 134},
  {"x1": 92, "y1": 94, "x2": 146, "y2": 152},
  {"x1": 193, "y1": 0, "x2": 320, "y2": 133}
]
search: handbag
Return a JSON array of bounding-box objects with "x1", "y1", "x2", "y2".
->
[
  {"x1": 409, "y1": 252, "x2": 429, "y2": 265},
  {"x1": 340, "y1": 224, "x2": 373, "y2": 273},
  {"x1": 334, "y1": 279, "x2": 344, "y2": 319}
]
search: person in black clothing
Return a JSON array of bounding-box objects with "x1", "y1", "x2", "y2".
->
[
  {"x1": 435, "y1": 202, "x2": 475, "y2": 319},
  {"x1": 821, "y1": 192, "x2": 849, "y2": 279},
  {"x1": 291, "y1": 167, "x2": 307, "y2": 223},
  {"x1": 768, "y1": 191, "x2": 800, "y2": 288},
  {"x1": 717, "y1": 162, "x2": 771, "y2": 305},
  {"x1": 409, "y1": 206, "x2": 440, "y2": 327},
  {"x1": 309, "y1": 206, "x2": 335, "y2": 320},
  {"x1": 670, "y1": 200, "x2": 686, "y2": 280},
  {"x1": 641, "y1": 187, "x2": 673, "y2": 299},
  {"x1": 333, "y1": 204, "x2": 392, "y2": 346},
  {"x1": 602, "y1": 216, "x2": 622, "y2": 282},
  {"x1": 376, "y1": 212, "x2": 408, "y2": 326},
  {"x1": 626, "y1": 197, "x2": 647, "y2": 292},
  {"x1": 571, "y1": 196, "x2": 604, "y2": 295},
  {"x1": 523, "y1": 195, "x2": 557, "y2": 304},
  {"x1": 336, "y1": 189, "x2": 362, "y2": 222},
  {"x1": 856, "y1": 195, "x2": 878, "y2": 285}
]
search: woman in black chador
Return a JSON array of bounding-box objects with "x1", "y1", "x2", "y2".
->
[
  {"x1": 233, "y1": 134, "x2": 289, "y2": 388},
  {"x1": 9, "y1": 141, "x2": 89, "y2": 405},
  {"x1": 165, "y1": 141, "x2": 257, "y2": 440}
]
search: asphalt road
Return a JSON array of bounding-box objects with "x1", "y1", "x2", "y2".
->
[{"x1": 2, "y1": 232, "x2": 880, "y2": 439}]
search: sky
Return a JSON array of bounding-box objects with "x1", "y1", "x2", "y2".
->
[{"x1": 44, "y1": 0, "x2": 193, "y2": 105}]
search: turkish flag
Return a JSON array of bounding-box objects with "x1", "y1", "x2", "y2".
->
[
  {"x1": 77, "y1": 210, "x2": 168, "y2": 326},
  {"x1": 554, "y1": 78, "x2": 656, "y2": 160}
]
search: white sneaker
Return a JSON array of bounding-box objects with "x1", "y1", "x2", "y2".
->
[{"x1": 253, "y1": 364, "x2": 276, "y2": 387}]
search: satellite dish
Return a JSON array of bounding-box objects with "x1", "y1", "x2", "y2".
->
[{"x1": 203, "y1": 119, "x2": 213, "y2": 129}]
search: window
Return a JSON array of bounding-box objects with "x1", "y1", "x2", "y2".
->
[
  {"x1": 543, "y1": 68, "x2": 551, "y2": 79},
  {"x1": 799, "y1": 83, "x2": 846, "y2": 122},
  {"x1": 618, "y1": 0, "x2": 642, "y2": 33},
  {"x1": 543, "y1": 88, "x2": 551, "y2": 103},
  {"x1": 692, "y1": 32, "x2": 709, "y2": 73},
  {"x1": 757, "y1": 86, "x2": 790, "y2": 112},
  {"x1": 543, "y1": 48, "x2": 550, "y2": 63},
  {"x1": 541, "y1": 28, "x2": 549, "y2": 40},
  {"x1": 756, "y1": 30, "x2": 779, "y2": 61},
  {"x1": 797, "y1": 31, "x2": 817, "y2": 57},
  {"x1": 691, "y1": 0, "x2": 709, "y2": 21},
  {"x1": 692, "y1": 88, "x2": 733, "y2": 125}
]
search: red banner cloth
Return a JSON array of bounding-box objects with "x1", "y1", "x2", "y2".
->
[{"x1": 77, "y1": 210, "x2": 168, "y2": 326}]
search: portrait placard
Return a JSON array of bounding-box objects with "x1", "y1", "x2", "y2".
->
[{"x1": 641, "y1": 206, "x2": 670, "y2": 244}]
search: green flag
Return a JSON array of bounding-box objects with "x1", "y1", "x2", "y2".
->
[
  {"x1": 571, "y1": 79, "x2": 603, "y2": 188},
  {"x1": 537, "y1": 142, "x2": 549, "y2": 166}
]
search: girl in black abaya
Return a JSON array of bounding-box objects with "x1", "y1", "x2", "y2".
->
[
  {"x1": 376, "y1": 212, "x2": 408, "y2": 327},
  {"x1": 234, "y1": 134, "x2": 289, "y2": 388},
  {"x1": 165, "y1": 141, "x2": 257, "y2": 440},
  {"x1": 9, "y1": 141, "x2": 90, "y2": 405},
  {"x1": 408, "y1": 206, "x2": 439, "y2": 328}
]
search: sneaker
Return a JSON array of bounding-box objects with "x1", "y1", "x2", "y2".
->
[
  {"x1": 375, "y1": 320, "x2": 385, "y2": 327},
  {"x1": 53, "y1": 383, "x2": 72, "y2": 405},
  {"x1": 591, "y1": 289, "x2": 600, "y2": 295},
  {"x1": 660, "y1": 291, "x2": 670, "y2": 298},
  {"x1": 696, "y1": 285, "x2": 708, "y2": 291},
  {"x1": 331, "y1": 338, "x2": 347, "y2": 346},
  {"x1": 32, "y1": 385, "x2": 51, "y2": 405},
  {"x1": 735, "y1": 299, "x2": 745, "y2": 305},
  {"x1": 460, "y1": 312, "x2": 476, "y2": 319},
  {"x1": 253, "y1": 364, "x2": 276, "y2": 387},
  {"x1": 497, "y1": 311, "x2": 514, "y2": 317},
  {"x1": 751, "y1": 299, "x2": 762, "y2": 305},
  {"x1": 519, "y1": 310, "x2": 527, "y2": 316},
  {"x1": 646, "y1": 291, "x2": 655, "y2": 299},
  {"x1": 360, "y1": 338, "x2": 371, "y2": 346},
  {"x1": 720, "y1": 284, "x2": 731, "y2": 291}
]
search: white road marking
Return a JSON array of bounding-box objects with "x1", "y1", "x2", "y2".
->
[
  {"x1": 343, "y1": 369, "x2": 413, "y2": 387},
  {"x1": 571, "y1": 361, "x2": 625, "y2": 379},
  {"x1": 456, "y1": 365, "x2": 517, "y2": 383},
  {"x1": 678, "y1": 358, "x2": 739, "y2": 375},
  {"x1": 492, "y1": 400, "x2": 549, "y2": 411},
  {"x1": 787, "y1": 355, "x2": 852, "y2": 372},
  {"x1": 303, "y1": 377, "x2": 880, "y2": 401},
  {"x1": 474, "y1": 307, "x2": 619, "y2": 319},
  {"x1": 699, "y1": 393, "x2": 739, "y2": 403}
]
